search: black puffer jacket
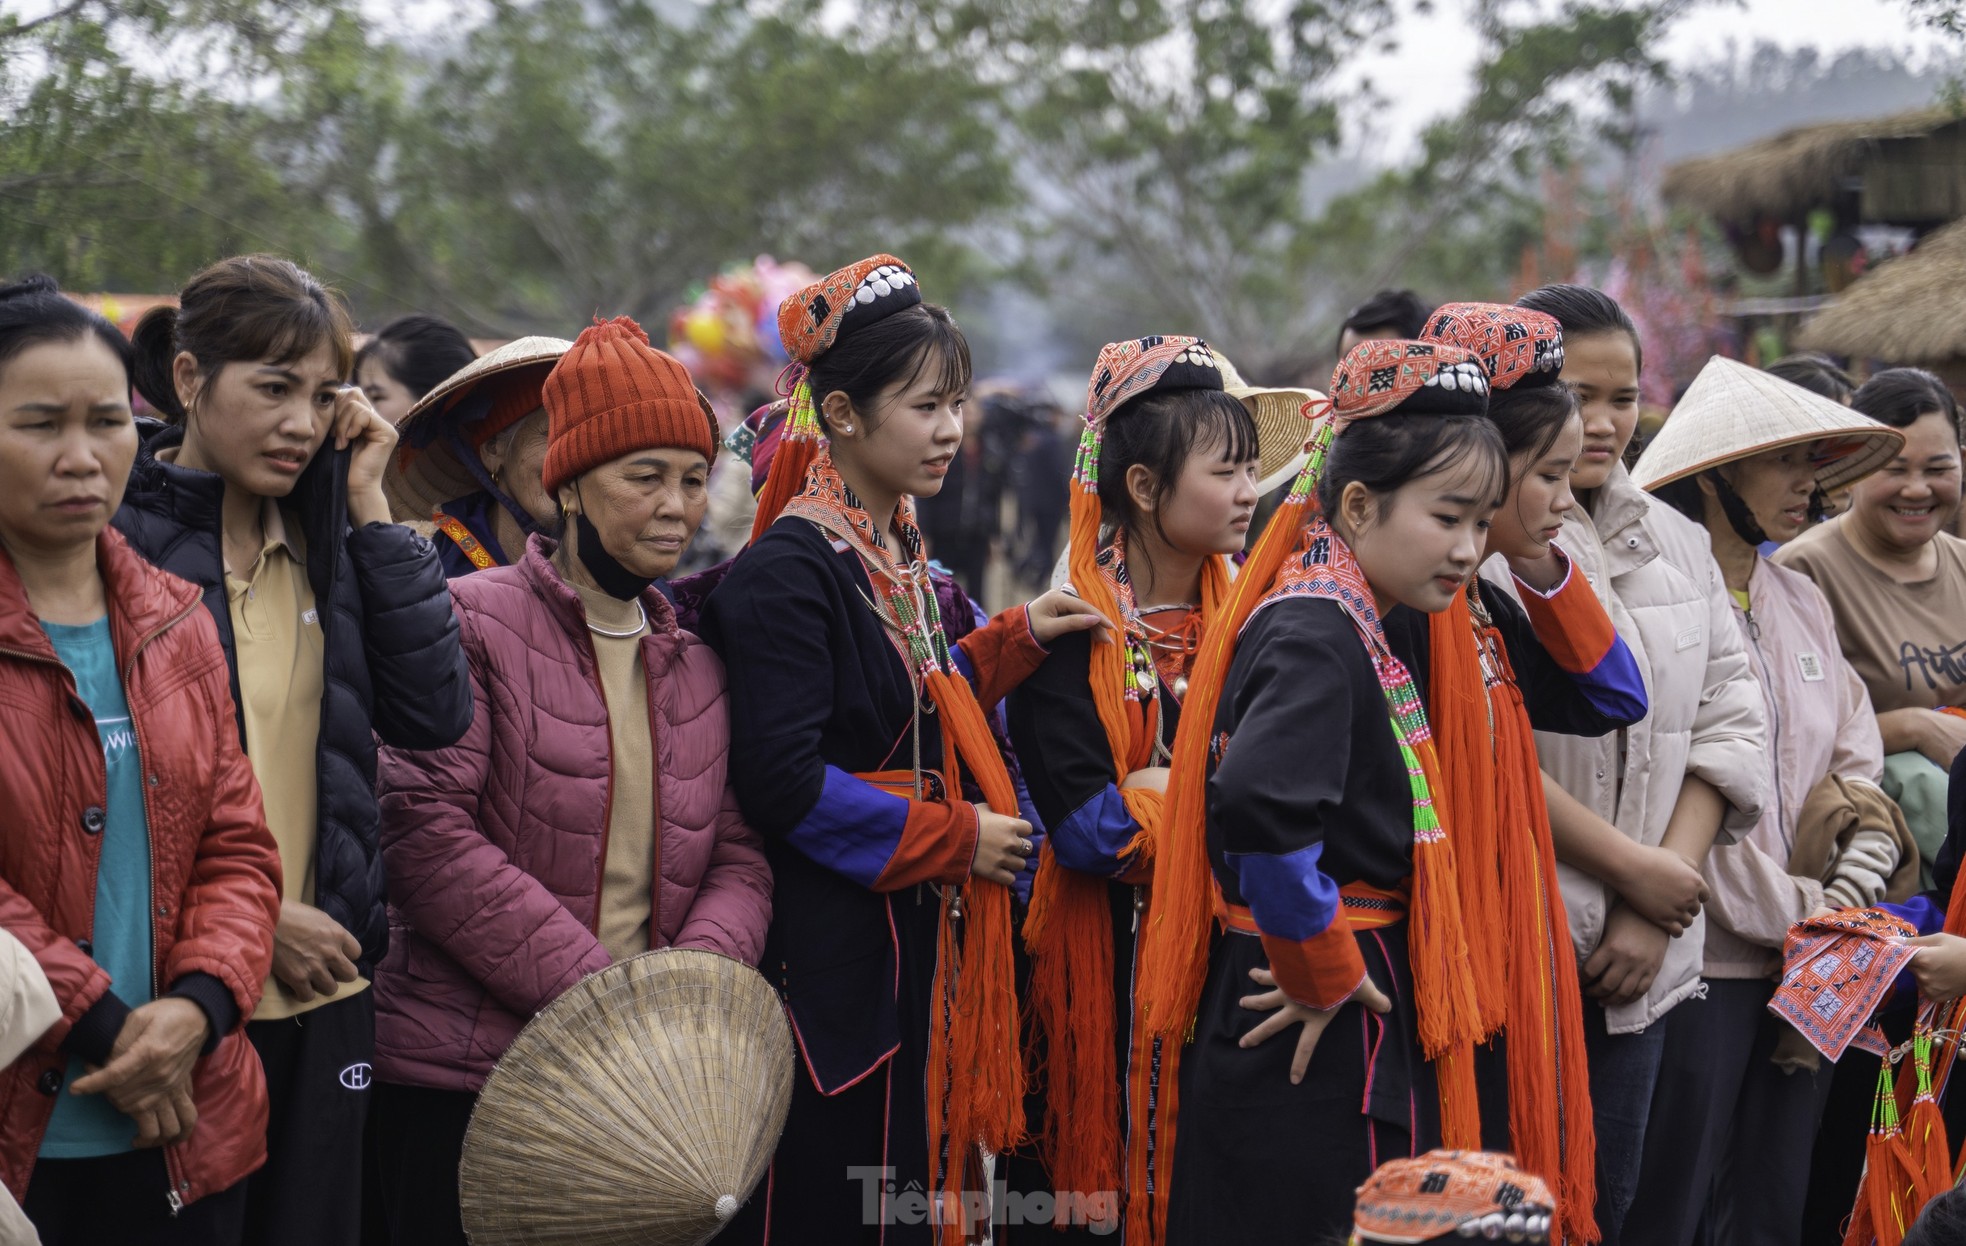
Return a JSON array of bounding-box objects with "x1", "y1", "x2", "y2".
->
[{"x1": 113, "y1": 420, "x2": 472, "y2": 965}]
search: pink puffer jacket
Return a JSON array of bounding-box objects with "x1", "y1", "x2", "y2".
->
[{"x1": 372, "y1": 537, "x2": 771, "y2": 1092}]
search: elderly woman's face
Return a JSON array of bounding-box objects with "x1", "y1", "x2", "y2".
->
[
  {"x1": 561, "y1": 446, "x2": 710, "y2": 579},
  {"x1": 0, "y1": 336, "x2": 138, "y2": 560},
  {"x1": 482, "y1": 408, "x2": 556, "y2": 527},
  {"x1": 1850, "y1": 409, "x2": 1962, "y2": 554}
]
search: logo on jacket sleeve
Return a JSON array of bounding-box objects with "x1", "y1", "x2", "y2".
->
[{"x1": 339, "y1": 1062, "x2": 373, "y2": 1091}]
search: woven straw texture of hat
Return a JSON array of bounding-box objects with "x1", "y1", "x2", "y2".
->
[
  {"x1": 1215, "y1": 355, "x2": 1322, "y2": 496},
  {"x1": 1631, "y1": 355, "x2": 1903, "y2": 495},
  {"x1": 459, "y1": 948, "x2": 793, "y2": 1246},
  {"x1": 384, "y1": 336, "x2": 572, "y2": 525}
]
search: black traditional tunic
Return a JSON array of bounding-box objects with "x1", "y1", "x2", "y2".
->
[{"x1": 1167, "y1": 596, "x2": 1434, "y2": 1246}]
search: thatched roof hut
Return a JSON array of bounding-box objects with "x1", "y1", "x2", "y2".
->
[
  {"x1": 1798, "y1": 218, "x2": 1966, "y2": 367},
  {"x1": 1662, "y1": 108, "x2": 1964, "y2": 227}
]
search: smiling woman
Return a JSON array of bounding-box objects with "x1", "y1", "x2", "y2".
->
[
  {"x1": 1774, "y1": 369, "x2": 1966, "y2": 916},
  {"x1": 0, "y1": 275, "x2": 281, "y2": 1246},
  {"x1": 113, "y1": 254, "x2": 472, "y2": 1246}
]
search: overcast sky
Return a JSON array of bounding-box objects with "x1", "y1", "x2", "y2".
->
[{"x1": 1342, "y1": 0, "x2": 1955, "y2": 160}]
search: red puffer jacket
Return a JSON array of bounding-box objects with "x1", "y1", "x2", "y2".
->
[
  {"x1": 0, "y1": 529, "x2": 282, "y2": 1208},
  {"x1": 373, "y1": 536, "x2": 771, "y2": 1093}
]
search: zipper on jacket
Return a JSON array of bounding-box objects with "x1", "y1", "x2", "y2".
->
[
  {"x1": 2, "y1": 594, "x2": 203, "y2": 1212},
  {"x1": 1739, "y1": 603, "x2": 1785, "y2": 841},
  {"x1": 124, "y1": 597, "x2": 203, "y2": 1210},
  {"x1": 643, "y1": 632, "x2": 662, "y2": 945}
]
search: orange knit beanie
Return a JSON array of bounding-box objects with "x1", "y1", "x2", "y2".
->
[{"x1": 541, "y1": 315, "x2": 718, "y2": 493}]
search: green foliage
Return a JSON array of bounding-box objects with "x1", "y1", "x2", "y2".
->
[
  {"x1": 1, "y1": 0, "x2": 1713, "y2": 363},
  {"x1": 1906, "y1": 0, "x2": 1966, "y2": 111}
]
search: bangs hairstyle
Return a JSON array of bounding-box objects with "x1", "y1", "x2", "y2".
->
[
  {"x1": 1315, "y1": 411, "x2": 1508, "y2": 520},
  {"x1": 807, "y1": 302, "x2": 971, "y2": 431},
  {"x1": 130, "y1": 254, "x2": 356, "y2": 423},
  {"x1": 1852, "y1": 367, "x2": 1962, "y2": 440},
  {"x1": 1490, "y1": 382, "x2": 1578, "y2": 465},
  {"x1": 1098, "y1": 387, "x2": 1259, "y2": 538},
  {"x1": 0, "y1": 274, "x2": 135, "y2": 388}
]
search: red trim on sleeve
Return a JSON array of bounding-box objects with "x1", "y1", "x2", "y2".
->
[
  {"x1": 872, "y1": 798, "x2": 979, "y2": 891},
  {"x1": 1512, "y1": 552, "x2": 1617, "y2": 675},
  {"x1": 1260, "y1": 921, "x2": 1367, "y2": 1011},
  {"x1": 956, "y1": 606, "x2": 1050, "y2": 709}
]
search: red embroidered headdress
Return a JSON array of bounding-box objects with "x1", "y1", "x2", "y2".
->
[
  {"x1": 1416, "y1": 302, "x2": 1600, "y2": 1240},
  {"x1": 749, "y1": 255, "x2": 923, "y2": 541},
  {"x1": 1352, "y1": 1150, "x2": 1555, "y2": 1244},
  {"x1": 1129, "y1": 340, "x2": 1494, "y2": 1244}
]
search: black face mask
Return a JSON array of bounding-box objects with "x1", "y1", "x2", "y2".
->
[{"x1": 572, "y1": 507, "x2": 654, "y2": 601}]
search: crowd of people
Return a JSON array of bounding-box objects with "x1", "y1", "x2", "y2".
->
[{"x1": 2, "y1": 249, "x2": 1966, "y2": 1246}]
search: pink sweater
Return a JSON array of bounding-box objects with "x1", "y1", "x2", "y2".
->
[{"x1": 373, "y1": 538, "x2": 771, "y2": 1092}]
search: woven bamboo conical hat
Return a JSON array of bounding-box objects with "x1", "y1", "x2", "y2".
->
[
  {"x1": 1217, "y1": 353, "x2": 1324, "y2": 496},
  {"x1": 459, "y1": 948, "x2": 794, "y2": 1246},
  {"x1": 1632, "y1": 355, "x2": 1904, "y2": 495}
]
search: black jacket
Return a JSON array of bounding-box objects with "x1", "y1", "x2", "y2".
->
[{"x1": 113, "y1": 420, "x2": 472, "y2": 965}]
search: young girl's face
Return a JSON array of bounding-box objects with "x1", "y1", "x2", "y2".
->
[
  {"x1": 832, "y1": 349, "x2": 966, "y2": 502},
  {"x1": 357, "y1": 356, "x2": 416, "y2": 427},
  {"x1": 1140, "y1": 433, "x2": 1260, "y2": 559},
  {"x1": 1343, "y1": 456, "x2": 1500, "y2": 615},
  {"x1": 1563, "y1": 331, "x2": 1641, "y2": 492},
  {"x1": 1490, "y1": 412, "x2": 1582, "y2": 560}
]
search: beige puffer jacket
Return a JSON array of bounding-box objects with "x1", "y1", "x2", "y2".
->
[{"x1": 1490, "y1": 464, "x2": 1766, "y2": 1034}]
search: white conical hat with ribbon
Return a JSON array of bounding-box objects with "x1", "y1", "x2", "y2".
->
[{"x1": 1633, "y1": 355, "x2": 1903, "y2": 495}]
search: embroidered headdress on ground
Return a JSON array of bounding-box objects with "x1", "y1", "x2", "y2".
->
[{"x1": 1351, "y1": 1150, "x2": 1555, "y2": 1244}]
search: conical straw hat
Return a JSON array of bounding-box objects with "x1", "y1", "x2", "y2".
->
[
  {"x1": 384, "y1": 336, "x2": 573, "y2": 525},
  {"x1": 1632, "y1": 355, "x2": 1903, "y2": 495},
  {"x1": 458, "y1": 948, "x2": 794, "y2": 1246},
  {"x1": 1217, "y1": 355, "x2": 1324, "y2": 496}
]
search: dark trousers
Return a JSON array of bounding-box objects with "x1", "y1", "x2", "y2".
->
[
  {"x1": 25, "y1": 1148, "x2": 247, "y2": 1246},
  {"x1": 241, "y1": 990, "x2": 375, "y2": 1246},
  {"x1": 1626, "y1": 979, "x2": 1835, "y2": 1246},
  {"x1": 1584, "y1": 1000, "x2": 1668, "y2": 1246},
  {"x1": 370, "y1": 1081, "x2": 477, "y2": 1246}
]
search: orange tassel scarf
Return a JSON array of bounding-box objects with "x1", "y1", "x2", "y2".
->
[
  {"x1": 1427, "y1": 596, "x2": 1600, "y2": 1242},
  {"x1": 1022, "y1": 425, "x2": 1228, "y2": 1242},
  {"x1": 1131, "y1": 411, "x2": 1487, "y2": 1246}
]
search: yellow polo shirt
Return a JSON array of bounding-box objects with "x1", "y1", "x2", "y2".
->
[{"x1": 228, "y1": 503, "x2": 365, "y2": 1021}]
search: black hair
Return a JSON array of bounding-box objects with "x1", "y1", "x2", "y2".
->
[
  {"x1": 1516, "y1": 284, "x2": 1643, "y2": 373},
  {"x1": 1337, "y1": 289, "x2": 1431, "y2": 354},
  {"x1": 1490, "y1": 383, "x2": 1578, "y2": 466},
  {"x1": 130, "y1": 254, "x2": 355, "y2": 423},
  {"x1": 0, "y1": 274, "x2": 134, "y2": 388},
  {"x1": 1765, "y1": 353, "x2": 1855, "y2": 404},
  {"x1": 1852, "y1": 367, "x2": 1962, "y2": 441},
  {"x1": 808, "y1": 303, "x2": 971, "y2": 431},
  {"x1": 1315, "y1": 412, "x2": 1508, "y2": 521},
  {"x1": 1904, "y1": 1187, "x2": 1966, "y2": 1246},
  {"x1": 354, "y1": 313, "x2": 477, "y2": 400},
  {"x1": 1099, "y1": 387, "x2": 1259, "y2": 547}
]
